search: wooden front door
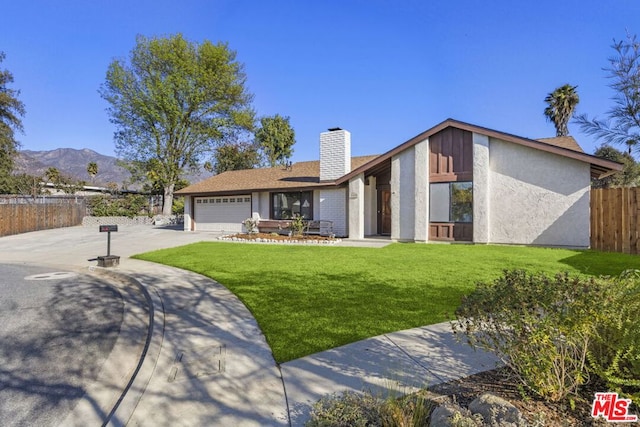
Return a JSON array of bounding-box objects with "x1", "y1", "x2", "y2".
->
[{"x1": 378, "y1": 188, "x2": 392, "y2": 235}]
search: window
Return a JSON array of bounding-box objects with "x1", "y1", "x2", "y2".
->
[
  {"x1": 229, "y1": 198, "x2": 236, "y2": 203},
  {"x1": 244, "y1": 197, "x2": 251, "y2": 203},
  {"x1": 272, "y1": 191, "x2": 313, "y2": 219},
  {"x1": 429, "y1": 182, "x2": 472, "y2": 223}
]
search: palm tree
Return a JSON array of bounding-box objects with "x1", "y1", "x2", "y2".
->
[
  {"x1": 544, "y1": 84, "x2": 579, "y2": 137},
  {"x1": 87, "y1": 161, "x2": 98, "y2": 183}
]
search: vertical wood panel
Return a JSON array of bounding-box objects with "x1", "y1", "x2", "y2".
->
[
  {"x1": 0, "y1": 199, "x2": 85, "y2": 237},
  {"x1": 590, "y1": 187, "x2": 640, "y2": 254}
]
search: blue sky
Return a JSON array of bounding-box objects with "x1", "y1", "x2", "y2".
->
[{"x1": 2, "y1": 0, "x2": 639, "y2": 162}]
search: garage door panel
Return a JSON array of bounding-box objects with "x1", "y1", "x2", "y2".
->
[{"x1": 194, "y1": 196, "x2": 251, "y2": 232}]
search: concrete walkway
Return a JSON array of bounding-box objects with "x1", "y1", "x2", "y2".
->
[{"x1": 0, "y1": 225, "x2": 499, "y2": 426}]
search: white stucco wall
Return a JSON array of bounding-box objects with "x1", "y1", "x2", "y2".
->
[
  {"x1": 319, "y1": 188, "x2": 348, "y2": 237},
  {"x1": 488, "y1": 138, "x2": 590, "y2": 247},
  {"x1": 251, "y1": 192, "x2": 270, "y2": 219},
  {"x1": 472, "y1": 133, "x2": 490, "y2": 243},
  {"x1": 348, "y1": 173, "x2": 365, "y2": 239},
  {"x1": 391, "y1": 147, "x2": 416, "y2": 241},
  {"x1": 364, "y1": 176, "x2": 377, "y2": 235},
  {"x1": 183, "y1": 196, "x2": 192, "y2": 231},
  {"x1": 414, "y1": 139, "x2": 429, "y2": 242}
]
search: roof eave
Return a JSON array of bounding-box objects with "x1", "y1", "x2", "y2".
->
[{"x1": 336, "y1": 118, "x2": 624, "y2": 183}]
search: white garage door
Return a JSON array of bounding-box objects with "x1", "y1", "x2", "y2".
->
[{"x1": 194, "y1": 195, "x2": 251, "y2": 232}]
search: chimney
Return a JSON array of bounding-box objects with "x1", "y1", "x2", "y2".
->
[{"x1": 320, "y1": 128, "x2": 351, "y2": 181}]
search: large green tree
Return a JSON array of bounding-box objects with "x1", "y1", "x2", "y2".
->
[
  {"x1": 213, "y1": 141, "x2": 261, "y2": 174},
  {"x1": 256, "y1": 114, "x2": 295, "y2": 167},
  {"x1": 576, "y1": 33, "x2": 640, "y2": 155},
  {"x1": 592, "y1": 144, "x2": 640, "y2": 188},
  {"x1": 100, "y1": 34, "x2": 254, "y2": 215},
  {"x1": 0, "y1": 51, "x2": 26, "y2": 191},
  {"x1": 544, "y1": 84, "x2": 579, "y2": 137}
]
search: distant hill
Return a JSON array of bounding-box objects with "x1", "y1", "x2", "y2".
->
[
  {"x1": 15, "y1": 148, "x2": 132, "y2": 187},
  {"x1": 14, "y1": 148, "x2": 212, "y2": 189}
]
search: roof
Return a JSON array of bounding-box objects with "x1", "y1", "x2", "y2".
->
[
  {"x1": 536, "y1": 136, "x2": 584, "y2": 153},
  {"x1": 176, "y1": 155, "x2": 379, "y2": 196},
  {"x1": 178, "y1": 119, "x2": 623, "y2": 196},
  {"x1": 337, "y1": 119, "x2": 622, "y2": 183}
]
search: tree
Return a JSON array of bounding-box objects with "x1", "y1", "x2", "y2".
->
[
  {"x1": 99, "y1": 34, "x2": 255, "y2": 215},
  {"x1": 87, "y1": 161, "x2": 98, "y2": 183},
  {"x1": 575, "y1": 33, "x2": 640, "y2": 154},
  {"x1": 45, "y1": 167, "x2": 83, "y2": 194},
  {"x1": 0, "y1": 51, "x2": 26, "y2": 190},
  {"x1": 544, "y1": 84, "x2": 579, "y2": 137},
  {"x1": 213, "y1": 141, "x2": 261, "y2": 174},
  {"x1": 592, "y1": 144, "x2": 640, "y2": 188},
  {"x1": 256, "y1": 114, "x2": 295, "y2": 167}
]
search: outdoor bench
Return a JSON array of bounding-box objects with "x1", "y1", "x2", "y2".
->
[
  {"x1": 303, "y1": 220, "x2": 334, "y2": 236},
  {"x1": 257, "y1": 220, "x2": 291, "y2": 235}
]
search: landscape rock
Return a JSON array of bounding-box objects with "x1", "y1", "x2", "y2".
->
[
  {"x1": 468, "y1": 393, "x2": 527, "y2": 426},
  {"x1": 430, "y1": 402, "x2": 482, "y2": 427}
]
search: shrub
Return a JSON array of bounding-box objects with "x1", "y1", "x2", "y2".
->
[
  {"x1": 587, "y1": 270, "x2": 640, "y2": 402},
  {"x1": 243, "y1": 217, "x2": 259, "y2": 234},
  {"x1": 87, "y1": 194, "x2": 148, "y2": 218},
  {"x1": 172, "y1": 196, "x2": 184, "y2": 215},
  {"x1": 452, "y1": 270, "x2": 603, "y2": 402},
  {"x1": 290, "y1": 213, "x2": 305, "y2": 236},
  {"x1": 306, "y1": 391, "x2": 382, "y2": 427}
]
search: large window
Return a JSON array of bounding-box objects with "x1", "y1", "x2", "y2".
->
[
  {"x1": 429, "y1": 182, "x2": 473, "y2": 223},
  {"x1": 272, "y1": 191, "x2": 313, "y2": 219}
]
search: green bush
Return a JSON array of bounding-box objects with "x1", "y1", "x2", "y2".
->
[
  {"x1": 172, "y1": 196, "x2": 184, "y2": 215},
  {"x1": 453, "y1": 270, "x2": 603, "y2": 402},
  {"x1": 88, "y1": 194, "x2": 148, "y2": 218},
  {"x1": 587, "y1": 270, "x2": 640, "y2": 402}
]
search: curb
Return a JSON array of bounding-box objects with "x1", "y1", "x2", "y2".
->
[{"x1": 96, "y1": 269, "x2": 165, "y2": 427}]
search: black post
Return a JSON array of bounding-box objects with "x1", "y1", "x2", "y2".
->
[{"x1": 107, "y1": 231, "x2": 111, "y2": 256}]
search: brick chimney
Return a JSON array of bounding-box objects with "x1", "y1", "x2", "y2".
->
[{"x1": 320, "y1": 128, "x2": 351, "y2": 181}]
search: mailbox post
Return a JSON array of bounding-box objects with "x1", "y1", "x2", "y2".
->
[{"x1": 97, "y1": 225, "x2": 120, "y2": 267}]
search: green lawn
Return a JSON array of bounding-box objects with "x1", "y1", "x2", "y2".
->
[{"x1": 134, "y1": 242, "x2": 638, "y2": 363}]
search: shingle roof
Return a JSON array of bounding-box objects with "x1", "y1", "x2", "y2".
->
[
  {"x1": 176, "y1": 155, "x2": 379, "y2": 195},
  {"x1": 536, "y1": 136, "x2": 584, "y2": 153}
]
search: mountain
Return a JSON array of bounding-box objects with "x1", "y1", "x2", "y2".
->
[
  {"x1": 14, "y1": 148, "x2": 213, "y2": 189},
  {"x1": 15, "y1": 148, "x2": 131, "y2": 187}
]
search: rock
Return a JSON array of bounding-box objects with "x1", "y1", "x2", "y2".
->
[
  {"x1": 468, "y1": 393, "x2": 526, "y2": 426},
  {"x1": 430, "y1": 402, "x2": 482, "y2": 427}
]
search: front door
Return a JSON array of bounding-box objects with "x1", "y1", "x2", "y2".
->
[{"x1": 378, "y1": 188, "x2": 392, "y2": 235}]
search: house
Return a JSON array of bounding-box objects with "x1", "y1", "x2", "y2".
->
[{"x1": 176, "y1": 119, "x2": 621, "y2": 247}]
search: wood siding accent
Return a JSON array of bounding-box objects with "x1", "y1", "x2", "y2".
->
[
  {"x1": 591, "y1": 187, "x2": 640, "y2": 254},
  {"x1": 429, "y1": 128, "x2": 473, "y2": 182},
  {"x1": 429, "y1": 223, "x2": 473, "y2": 241}
]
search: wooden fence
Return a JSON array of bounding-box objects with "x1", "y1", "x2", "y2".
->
[
  {"x1": 0, "y1": 197, "x2": 86, "y2": 237},
  {"x1": 590, "y1": 188, "x2": 640, "y2": 254}
]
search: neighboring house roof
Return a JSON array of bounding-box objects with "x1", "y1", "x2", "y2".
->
[
  {"x1": 176, "y1": 156, "x2": 379, "y2": 196},
  {"x1": 337, "y1": 119, "x2": 621, "y2": 183},
  {"x1": 536, "y1": 136, "x2": 584, "y2": 153}
]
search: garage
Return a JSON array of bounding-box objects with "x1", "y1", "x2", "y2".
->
[{"x1": 193, "y1": 195, "x2": 251, "y2": 232}]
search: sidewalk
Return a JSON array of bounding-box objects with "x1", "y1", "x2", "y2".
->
[{"x1": 0, "y1": 225, "x2": 499, "y2": 426}]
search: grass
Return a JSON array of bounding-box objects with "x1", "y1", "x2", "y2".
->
[{"x1": 133, "y1": 242, "x2": 639, "y2": 363}]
